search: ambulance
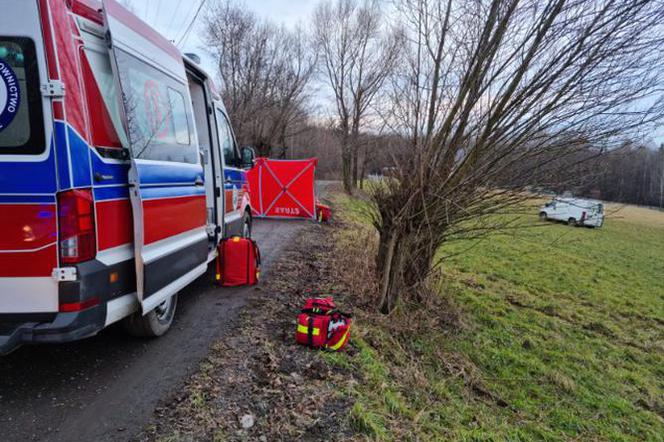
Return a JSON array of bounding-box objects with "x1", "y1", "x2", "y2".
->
[{"x1": 0, "y1": 0, "x2": 255, "y2": 354}]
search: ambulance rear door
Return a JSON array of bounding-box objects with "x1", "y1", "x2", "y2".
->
[{"x1": 101, "y1": 0, "x2": 207, "y2": 313}]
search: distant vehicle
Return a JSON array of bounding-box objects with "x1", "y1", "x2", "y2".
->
[{"x1": 539, "y1": 197, "x2": 604, "y2": 227}]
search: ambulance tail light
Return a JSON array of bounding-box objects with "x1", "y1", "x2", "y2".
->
[{"x1": 58, "y1": 189, "x2": 96, "y2": 264}]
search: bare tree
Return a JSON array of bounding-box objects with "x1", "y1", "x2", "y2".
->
[
  {"x1": 313, "y1": 0, "x2": 402, "y2": 193},
  {"x1": 203, "y1": 0, "x2": 316, "y2": 157},
  {"x1": 370, "y1": 0, "x2": 664, "y2": 313}
]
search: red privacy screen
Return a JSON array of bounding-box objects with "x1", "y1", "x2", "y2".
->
[{"x1": 247, "y1": 158, "x2": 318, "y2": 219}]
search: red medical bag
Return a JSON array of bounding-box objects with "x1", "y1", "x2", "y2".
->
[
  {"x1": 296, "y1": 297, "x2": 351, "y2": 351},
  {"x1": 316, "y1": 203, "x2": 331, "y2": 223},
  {"x1": 215, "y1": 236, "x2": 261, "y2": 287}
]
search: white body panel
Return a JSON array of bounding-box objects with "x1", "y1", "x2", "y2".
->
[
  {"x1": 540, "y1": 198, "x2": 604, "y2": 227},
  {"x1": 0, "y1": 278, "x2": 59, "y2": 313}
]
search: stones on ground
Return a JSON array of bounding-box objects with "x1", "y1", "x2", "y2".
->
[{"x1": 240, "y1": 413, "x2": 255, "y2": 429}]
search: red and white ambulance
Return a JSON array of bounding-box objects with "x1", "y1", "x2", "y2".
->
[{"x1": 0, "y1": 0, "x2": 255, "y2": 354}]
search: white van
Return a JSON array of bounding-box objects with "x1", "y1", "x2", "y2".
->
[{"x1": 539, "y1": 197, "x2": 604, "y2": 227}]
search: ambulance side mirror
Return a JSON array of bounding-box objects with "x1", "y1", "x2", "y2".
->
[{"x1": 240, "y1": 146, "x2": 256, "y2": 169}]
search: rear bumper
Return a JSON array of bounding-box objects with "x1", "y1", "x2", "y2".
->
[
  {"x1": 0, "y1": 304, "x2": 106, "y2": 355},
  {"x1": 0, "y1": 257, "x2": 136, "y2": 356},
  {"x1": 580, "y1": 217, "x2": 603, "y2": 227}
]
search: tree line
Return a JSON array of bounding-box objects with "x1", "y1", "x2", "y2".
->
[{"x1": 580, "y1": 144, "x2": 664, "y2": 209}]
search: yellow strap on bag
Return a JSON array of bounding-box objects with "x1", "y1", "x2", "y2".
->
[
  {"x1": 326, "y1": 328, "x2": 350, "y2": 351},
  {"x1": 297, "y1": 324, "x2": 320, "y2": 336}
]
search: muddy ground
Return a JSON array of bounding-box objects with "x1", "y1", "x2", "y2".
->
[{"x1": 141, "y1": 217, "x2": 358, "y2": 441}]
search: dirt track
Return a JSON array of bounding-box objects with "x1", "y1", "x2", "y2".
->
[{"x1": 0, "y1": 205, "x2": 323, "y2": 441}]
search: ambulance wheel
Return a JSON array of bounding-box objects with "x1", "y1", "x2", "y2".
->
[
  {"x1": 241, "y1": 210, "x2": 252, "y2": 238},
  {"x1": 539, "y1": 212, "x2": 548, "y2": 221},
  {"x1": 122, "y1": 293, "x2": 178, "y2": 338},
  {"x1": 568, "y1": 217, "x2": 577, "y2": 226}
]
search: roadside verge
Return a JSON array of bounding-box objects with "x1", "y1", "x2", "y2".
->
[{"x1": 141, "y1": 209, "x2": 356, "y2": 441}]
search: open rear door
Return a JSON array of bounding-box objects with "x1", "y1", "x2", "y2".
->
[{"x1": 102, "y1": 0, "x2": 208, "y2": 313}]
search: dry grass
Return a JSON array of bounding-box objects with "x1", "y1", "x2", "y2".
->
[
  {"x1": 604, "y1": 202, "x2": 664, "y2": 227},
  {"x1": 328, "y1": 190, "x2": 664, "y2": 442}
]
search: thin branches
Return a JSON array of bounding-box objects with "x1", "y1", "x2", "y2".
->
[{"x1": 372, "y1": 0, "x2": 664, "y2": 313}]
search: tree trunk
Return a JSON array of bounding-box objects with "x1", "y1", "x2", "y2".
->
[
  {"x1": 352, "y1": 142, "x2": 359, "y2": 189},
  {"x1": 341, "y1": 131, "x2": 353, "y2": 194},
  {"x1": 376, "y1": 217, "x2": 440, "y2": 313},
  {"x1": 376, "y1": 226, "x2": 401, "y2": 313},
  {"x1": 660, "y1": 155, "x2": 664, "y2": 208},
  {"x1": 349, "y1": 125, "x2": 360, "y2": 190},
  {"x1": 359, "y1": 147, "x2": 367, "y2": 190}
]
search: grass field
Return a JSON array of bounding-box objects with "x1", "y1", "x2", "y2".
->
[{"x1": 330, "y1": 195, "x2": 664, "y2": 441}]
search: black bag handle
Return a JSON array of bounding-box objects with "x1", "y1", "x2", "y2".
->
[
  {"x1": 218, "y1": 239, "x2": 227, "y2": 284},
  {"x1": 300, "y1": 307, "x2": 353, "y2": 319},
  {"x1": 246, "y1": 239, "x2": 251, "y2": 282},
  {"x1": 307, "y1": 316, "x2": 315, "y2": 347},
  {"x1": 252, "y1": 239, "x2": 261, "y2": 267}
]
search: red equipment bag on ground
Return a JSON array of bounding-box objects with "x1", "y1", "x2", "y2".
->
[
  {"x1": 296, "y1": 297, "x2": 352, "y2": 351},
  {"x1": 215, "y1": 237, "x2": 261, "y2": 287},
  {"x1": 316, "y1": 201, "x2": 331, "y2": 223}
]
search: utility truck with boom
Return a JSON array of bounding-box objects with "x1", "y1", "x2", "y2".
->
[{"x1": 539, "y1": 197, "x2": 604, "y2": 227}]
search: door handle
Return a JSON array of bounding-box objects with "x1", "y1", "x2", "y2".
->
[
  {"x1": 94, "y1": 172, "x2": 114, "y2": 182},
  {"x1": 195, "y1": 177, "x2": 204, "y2": 186}
]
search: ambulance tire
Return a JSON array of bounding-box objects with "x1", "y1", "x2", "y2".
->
[
  {"x1": 568, "y1": 217, "x2": 577, "y2": 227},
  {"x1": 241, "y1": 210, "x2": 252, "y2": 238},
  {"x1": 122, "y1": 293, "x2": 178, "y2": 338}
]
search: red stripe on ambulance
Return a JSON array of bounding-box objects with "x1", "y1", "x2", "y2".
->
[
  {"x1": 0, "y1": 205, "x2": 56, "y2": 251},
  {"x1": 143, "y1": 196, "x2": 206, "y2": 245},
  {"x1": 0, "y1": 202, "x2": 57, "y2": 277},
  {"x1": 0, "y1": 246, "x2": 57, "y2": 278},
  {"x1": 96, "y1": 199, "x2": 133, "y2": 251}
]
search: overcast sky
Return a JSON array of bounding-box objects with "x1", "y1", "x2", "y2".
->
[
  {"x1": 124, "y1": 0, "x2": 316, "y2": 72},
  {"x1": 123, "y1": 0, "x2": 664, "y2": 145}
]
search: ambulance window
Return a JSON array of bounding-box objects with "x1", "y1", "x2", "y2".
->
[
  {"x1": 82, "y1": 48, "x2": 129, "y2": 149},
  {"x1": 0, "y1": 37, "x2": 45, "y2": 155},
  {"x1": 115, "y1": 50, "x2": 196, "y2": 164},
  {"x1": 215, "y1": 109, "x2": 237, "y2": 167},
  {"x1": 167, "y1": 87, "x2": 190, "y2": 145}
]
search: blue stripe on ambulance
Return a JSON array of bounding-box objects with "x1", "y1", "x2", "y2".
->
[
  {"x1": 0, "y1": 194, "x2": 55, "y2": 204},
  {"x1": 93, "y1": 185, "x2": 129, "y2": 201},
  {"x1": 90, "y1": 152, "x2": 129, "y2": 187},
  {"x1": 0, "y1": 145, "x2": 57, "y2": 195},
  {"x1": 140, "y1": 185, "x2": 205, "y2": 200},
  {"x1": 54, "y1": 121, "x2": 71, "y2": 190},
  {"x1": 133, "y1": 161, "x2": 204, "y2": 186},
  {"x1": 67, "y1": 126, "x2": 92, "y2": 188}
]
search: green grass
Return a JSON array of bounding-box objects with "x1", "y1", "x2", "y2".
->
[{"x1": 331, "y1": 194, "x2": 664, "y2": 441}]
